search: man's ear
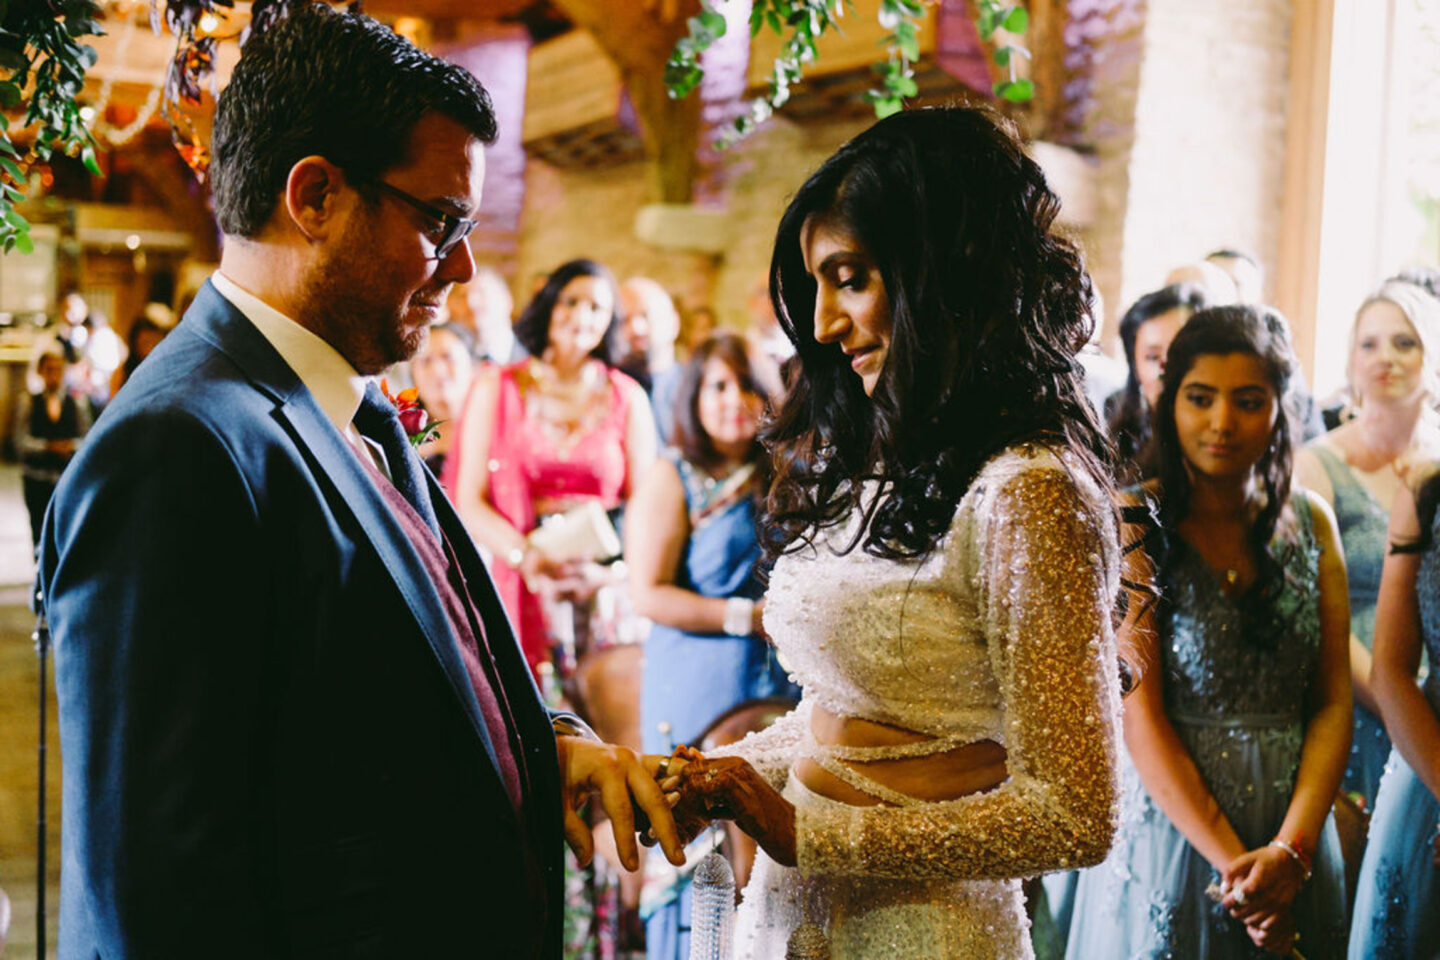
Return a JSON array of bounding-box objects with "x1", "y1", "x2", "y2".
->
[{"x1": 283, "y1": 156, "x2": 349, "y2": 243}]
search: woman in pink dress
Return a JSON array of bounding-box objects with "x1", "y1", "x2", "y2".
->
[{"x1": 447, "y1": 259, "x2": 657, "y2": 678}]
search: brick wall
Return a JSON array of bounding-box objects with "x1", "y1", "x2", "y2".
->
[{"x1": 515, "y1": 113, "x2": 869, "y2": 332}]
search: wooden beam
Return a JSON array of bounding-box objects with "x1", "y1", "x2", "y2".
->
[{"x1": 550, "y1": 0, "x2": 702, "y2": 203}]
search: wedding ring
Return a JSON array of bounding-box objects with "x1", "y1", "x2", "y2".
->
[
  {"x1": 655, "y1": 757, "x2": 670, "y2": 779},
  {"x1": 1231, "y1": 889, "x2": 1248, "y2": 908},
  {"x1": 705, "y1": 769, "x2": 717, "y2": 782}
]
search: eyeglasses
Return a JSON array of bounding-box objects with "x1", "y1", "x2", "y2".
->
[{"x1": 372, "y1": 180, "x2": 477, "y2": 260}]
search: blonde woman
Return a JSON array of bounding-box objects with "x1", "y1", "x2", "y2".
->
[{"x1": 1295, "y1": 279, "x2": 1440, "y2": 809}]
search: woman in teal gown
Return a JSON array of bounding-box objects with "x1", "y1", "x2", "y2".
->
[
  {"x1": 1066, "y1": 306, "x2": 1352, "y2": 959},
  {"x1": 626, "y1": 334, "x2": 799, "y2": 960},
  {"x1": 1296, "y1": 279, "x2": 1440, "y2": 810},
  {"x1": 1349, "y1": 467, "x2": 1440, "y2": 958}
]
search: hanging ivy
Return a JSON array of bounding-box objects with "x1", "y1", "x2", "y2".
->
[
  {"x1": 0, "y1": 0, "x2": 105, "y2": 254},
  {"x1": 975, "y1": 0, "x2": 1033, "y2": 102},
  {"x1": 665, "y1": 0, "x2": 1033, "y2": 144},
  {"x1": 157, "y1": 0, "x2": 292, "y2": 177}
]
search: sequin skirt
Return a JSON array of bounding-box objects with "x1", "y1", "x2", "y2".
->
[
  {"x1": 1065, "y1": 716, "x2": 1348, "y2": 959},
  {"x1": 732, "y1": 777, "x2": 1033, "y2": 959},
  {"x1": 1348, "y1": 750, "x2": 1440, "y2": 960}
]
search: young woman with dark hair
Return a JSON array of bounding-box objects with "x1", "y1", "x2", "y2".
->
[
  {"x1": 1347, "y1": 463, "x2": 1440, "y2": 958},
  {"x1": 1067, "y1": 306, "x2": 1351, "y2": 958},
  {"x1": 1105, "y1": 282, "x2": 1208, "y2": 482},
  {"x1": 447, "y1": 258, "x2": 656, "y2": 677},
  {"x1": 626, "y1": 333, "x2": 799, "y2": 959},
  {"x1": 649, "y1": 105, "x2": 1126, "y2": 958}
]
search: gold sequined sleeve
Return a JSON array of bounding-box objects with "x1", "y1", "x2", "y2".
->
[
  {"x1": 711, "y1": 699, "x2": 813, "y2": 791},
  {"x1": 795, "y1": 465, "x2": 1122, "y2": 881}
]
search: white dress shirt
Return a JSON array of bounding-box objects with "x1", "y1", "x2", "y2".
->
[{"x1": 209, "y1": 272, "x2": 390, "y2": 477}]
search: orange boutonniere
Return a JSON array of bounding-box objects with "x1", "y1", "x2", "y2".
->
[{"x1": 380, "y1": 379, "x2": 443, "y2": 447}]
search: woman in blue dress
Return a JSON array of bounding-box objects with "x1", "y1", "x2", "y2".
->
[
  {"x1": 1295, "y1": 279, "x2": 1440, "y2": 809},
  {"x1": 1349, "y1": 464, "x2": 1440, "y2": 958},
  {"x1": 626, "y1": 333, "x2": 800, "y2": 959},
  {"x1": 1067, "y1": 305, "x2": 1352, "y2": 958}
]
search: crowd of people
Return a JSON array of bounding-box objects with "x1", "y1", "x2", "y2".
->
[{"x1": 23, "y1": 5, "x2": 1440, "y2": 959}]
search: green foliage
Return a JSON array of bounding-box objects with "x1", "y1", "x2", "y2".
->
[
  {"x1": 975, "y1": 1, "x2": 1033, "y2": 105},
  {"x1": 0, "y1": 0, "x2": 104, "y2": 254},
  {"x1": 666, "y1": 0, "x2": 1032, "y2": 146}
]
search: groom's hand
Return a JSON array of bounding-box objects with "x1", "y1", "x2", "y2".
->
[{"x1": 555, "y1": 736, "x2": 686, "y2": 871}]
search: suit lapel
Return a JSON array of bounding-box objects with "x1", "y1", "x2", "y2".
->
[{"x1": 184, "y1": 282, "x2": 512, "y2": 802}]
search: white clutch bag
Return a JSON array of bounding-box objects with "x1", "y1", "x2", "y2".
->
[{"x1": 528, "y1": 501, "x2": 622, "y2": 563}]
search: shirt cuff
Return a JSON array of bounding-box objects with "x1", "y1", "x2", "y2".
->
[{"x1": 551, "y1": 713, "x2": 600, "y2": 742}]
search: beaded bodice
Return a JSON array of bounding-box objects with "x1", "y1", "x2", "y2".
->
[
  {"x1": 731, "y1": 445, "x2": 1124, "y2": 882},
  {"x1": 1161, "y1": 503, "x2": 1321, "y2": 722},
  {"x1": 1312, "y1": 445, "x2": 1387, "y2": 647},
  {"x1": 764, "y1": 446, "x2": 1115, "y2": 744}
]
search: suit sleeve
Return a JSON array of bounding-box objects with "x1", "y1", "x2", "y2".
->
[{"x1": 42, "y1": 408, "x2": 275, "y2": 957}]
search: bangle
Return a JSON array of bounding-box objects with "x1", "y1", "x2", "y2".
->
[
  {"x1": 723, "y1": 597, "x2": 755, "y2": 637},
  {"x1": 1269, "y1": 838, "x2": 1312, "y2": 881}
]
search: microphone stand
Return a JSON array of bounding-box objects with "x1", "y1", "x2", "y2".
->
[{"x1": 32, "y1": 579, "x2": 48, "y2": 959}]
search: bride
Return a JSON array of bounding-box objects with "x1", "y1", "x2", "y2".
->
[{"x1": 649, "y1": 106, "x2": 1127, "y2": 958}]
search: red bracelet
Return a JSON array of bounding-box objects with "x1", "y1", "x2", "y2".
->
[{"x1": 1269, "y1": 837, "x2": 1312, "y2": 881}]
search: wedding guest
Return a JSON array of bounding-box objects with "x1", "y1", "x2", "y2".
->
[
  {"x1": 1207, "y1": 248, "x2": 1264, "y2": 303},
  {"x1": 1390, "y1": 265, "x2": 1440, "y2": 300},
  {"x1": 1067, "y1": 306, "x2": 1351, "y2": 958},
  {"x1": 1295, "y1": 279, "x2": 1440, "y2": 811},
  {"x1": 447, "y1": 258, "x2": 657, "y2": 677},
  {"x1": 472, "y1": 265, "x2": 525, "y2": 365},
  {"x1": 110, "y1": 303, "x2": 173, "y2": 398},
  {"x1": 1167, "y1": 260, "x2": 1240, "y2": 305},
  {"x1": 1347, "y1": 463, "x2": 1440, "y2": 958},
  {"x1": 615, "y1": 276, "x2": 683, "y2": 443},
  {"x1": 1106, "y1": 283, "x2": 1208, "y2": 482},
  {"x1": 14, "y1": 341, "x2": 90, "y2": 546},
  {"x1": 685, "y1": 304, "x2": 718, "y2": 355},
  {"x1": 80, "y1": 312, "x2": 125, "y2": 410},
  {"x1": 627, "y1": 333, "x2": 800, "y2": 959},
  {"x1": 408, "y1": 321, "x2": 476, "y2": 484},
  {"x1": 650, "y1": 105, "x2": 1126, "y2": 958},
  {"x1": 1076, "y1": 284, "x2": 1126, "y2": 425}
]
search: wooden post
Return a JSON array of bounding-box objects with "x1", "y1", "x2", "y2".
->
[{"x1": 551, "y1": 0, "x2": 703, "y2": 204}]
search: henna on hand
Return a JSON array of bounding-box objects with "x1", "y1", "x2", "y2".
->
[{"x1": 669, "y1": 754, "x2": 797, "y2": 867}]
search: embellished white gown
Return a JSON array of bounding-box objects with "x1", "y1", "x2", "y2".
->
[{"x1": 717, "y1": 445, "x2": 1123, "y2": 959}]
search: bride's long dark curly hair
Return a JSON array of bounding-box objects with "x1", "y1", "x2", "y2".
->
[{"x1": 763, "y1": 105, "x2": 1113, "y2": 563}]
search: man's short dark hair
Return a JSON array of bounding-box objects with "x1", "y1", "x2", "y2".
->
[{"x1": 211, "y1": 2, "x2": 498, "y2": 237}]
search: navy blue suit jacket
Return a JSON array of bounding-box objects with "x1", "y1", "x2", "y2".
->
[{"x1": 42, "y1": 282, "x2": 565, "y2": 959}]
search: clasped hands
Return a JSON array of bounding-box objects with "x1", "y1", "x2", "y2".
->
[
  {"x1": 1218, "y1": 844, "x2": 1310, "y2": 955},
  {"x1": 643, "y1": 746, "x2": 799, "y2": 867},
  {"x1": 554, "y1": 738, "x2": 798, "y2": 873}
]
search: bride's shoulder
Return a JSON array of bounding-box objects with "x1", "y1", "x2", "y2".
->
[{"x1": 964, "y1": 442, "x2": 1107, "y2": 514}]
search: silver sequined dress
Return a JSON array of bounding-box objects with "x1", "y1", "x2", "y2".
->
[{"x1": 716, "y1": 445, "x2": 1123, "y2": 959}]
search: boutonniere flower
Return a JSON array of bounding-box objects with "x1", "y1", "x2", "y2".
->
[{"x1": 380, "y1": 379, "x2": 443, "y2": 447}]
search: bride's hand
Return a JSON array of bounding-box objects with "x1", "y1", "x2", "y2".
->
[
  {"x1": 640, "y1": 749, "x2": 708, "y2": 846},
  {"x1": 659, "y1": 751, "x2": 798, "y2": 867}
]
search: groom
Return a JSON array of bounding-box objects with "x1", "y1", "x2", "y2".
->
[{"x1": 39, "y1": 5, "x2": 681, "y2": 958}]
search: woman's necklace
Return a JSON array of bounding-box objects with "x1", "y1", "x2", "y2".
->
[{"x1": 523, "y1": 358, "x2": 610, "y2": 456}]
